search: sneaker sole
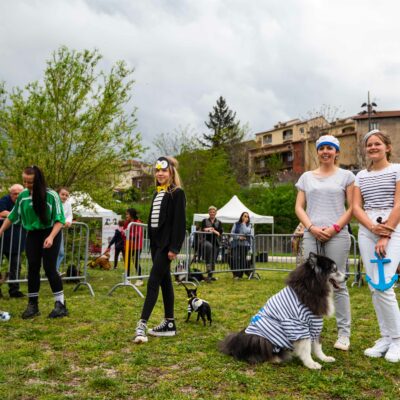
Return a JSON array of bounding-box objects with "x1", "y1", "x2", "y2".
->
[
  {"x1": 134, "y1": 336, "x2": 148, "y2": 344},
  {"x1": 22, "y1": 312, "x2": 41, "y2": 319},
  {"x1": 334, "y1": 344, "x2": 350, "y2": 351},
  {"x1": 148, "y1": 330, "x2": 176, "y2": 337},
  {"x1": 364, "y1": 350, "x2": 387, "y2": 358}
]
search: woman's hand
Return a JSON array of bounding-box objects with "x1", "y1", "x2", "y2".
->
[
  {"x1": 371, "y1": 223, "x2": 393, "y2": 237},
  {"x1": 375, "y1": 237, "x2": 389, "y2": 258},
  {"x1": 43, "y1": 236, "x2": 54, "y2": 249},
  {"x1": 168, "y1": 251, "x2": 177, "y2": 260},
  {"x1": 309, "y1": 226, "x2": 332, "y2": 242}
]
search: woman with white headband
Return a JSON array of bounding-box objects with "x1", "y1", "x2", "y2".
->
[
  {"x1": 353, "y1": 129, "x2": 400, "y2": 363},
  {"x1": 295, "y1": 135, "x2": 354, "y2": 351}
]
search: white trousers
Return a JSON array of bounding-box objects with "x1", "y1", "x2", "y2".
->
[{"x1": 358, "y1": 209, "x2": 400, "y2": 340}]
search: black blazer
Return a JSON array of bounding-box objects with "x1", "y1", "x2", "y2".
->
[{"x1": 148, "y1": 187, "x2": 186, "y2": 254}]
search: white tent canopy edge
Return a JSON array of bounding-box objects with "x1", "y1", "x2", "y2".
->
[{"x1": 192, "y1": 195, "x2": 274, "y2": 225}]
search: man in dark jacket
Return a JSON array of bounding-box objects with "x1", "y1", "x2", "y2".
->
[
  {"x1": 0, "y1": 184, "x2": 26, "y2": 298},
  {"x1": 201, "y1": 206, "x2": 223, "y2": 281}
]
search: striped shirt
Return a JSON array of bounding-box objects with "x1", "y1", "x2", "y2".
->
[
  {"x1": 296, "y1": 168, "x2": 354, "y2": 232},
  {"x1": 8, "y1": 189, "x2": 65, "y2": 231},
  {"x1": 150, "y1": 191, "x2": 166, "y2": 228},
  {"x1": 355, "y1": 164, "x2": 400, "y2": 210},
  {"x1": 245, "y1": 286, "x2": 323, "y2": 351}
]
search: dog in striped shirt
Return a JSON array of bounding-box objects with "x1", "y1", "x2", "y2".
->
[{"x1": 219, "y1": 253, "x2": 345, "y2": 369}]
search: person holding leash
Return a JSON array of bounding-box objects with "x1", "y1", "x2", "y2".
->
[
  {"x1": 353, "y1": 129, "x2": 400, "y2": 363},
  {"x1": 295, "y1": 135, "x2": 354, "y2": 351},
  {"x1": 134, "y1": 156, "x2": 186, "y2": 344},
  {"x1": 0, "y1": 166, "x2": 67, "y2": 319}
]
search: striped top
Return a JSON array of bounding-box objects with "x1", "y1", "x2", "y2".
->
[
  {"x1": 355, "y1": 164, "x2": 400, "y2": 210},
  {"x1": 296, "y1": 168, "x2": 354, "y2": 232},
  {"x1": 245, "y1": 286, "x2": 323, "y2": 351},
  {"x1": 150, "y1": 190, "x2": 166, "y2": 228},
  {"x1": 8, "y1": 189, "x2": 65, "y2": 231}
]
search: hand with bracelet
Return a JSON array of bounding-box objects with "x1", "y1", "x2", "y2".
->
[
  {"x1": 308, "y1": 224, "x2": 332, "y2": 242},
  {"x1": 370, "y1": 217, "x2": 395, "y2": 238}
]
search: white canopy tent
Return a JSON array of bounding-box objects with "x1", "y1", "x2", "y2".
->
[
  {"x1": 69, "y1": 193, "x2": 119, "y2": 219},
  {"x1": 192, "y1": 195, "x2": 274, "y2": 228},
  {"x1": 69, "y1": 193, "x2": 120, "y2": 259}
]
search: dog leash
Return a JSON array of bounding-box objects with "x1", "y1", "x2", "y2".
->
[{"x1": 315, "y1": 239, "x2": 326, "y2": 256}]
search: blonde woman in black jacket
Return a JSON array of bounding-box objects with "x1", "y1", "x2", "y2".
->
[{"x1": 134, "y1": 156, "x2": 186, "y2": 344}]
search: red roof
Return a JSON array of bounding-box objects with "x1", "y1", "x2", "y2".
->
[{"x1": 353, "y1": 110, "x2": 400, "y2": 120}]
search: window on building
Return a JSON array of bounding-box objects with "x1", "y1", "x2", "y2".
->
[
  {"x1": 370, "y1": 122, "x2": 379, "y2": 130},
  {"x1": 282, "y1": 129, "x2": 293, "y2": 141},
  {"x1": 300, "y1": 127, "x2": 304, "y2": 134},
  {"x1": 262, "y1": 134, "x2": 272, "y2": 145}
]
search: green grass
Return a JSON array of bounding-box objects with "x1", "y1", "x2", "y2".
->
[{"x1": 0, "y1": 267, "x2": 399, "y2": 399}]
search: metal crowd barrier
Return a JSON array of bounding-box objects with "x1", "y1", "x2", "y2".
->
[
  {"x1": 105, "y1": 224, "x2": 363, "y2": 293},
  {"x1": 188, "y1": 231, "x2": 258, "y2": 280},
  {"x1": 254, "y1": 233, "x2": 360, "y2": 282},
  {"x1": 0, "y1": 220, "x2": 94, "y2": 296},
  {"x1": 107, "y1": 222, "x2": 191, "y2": 297}
]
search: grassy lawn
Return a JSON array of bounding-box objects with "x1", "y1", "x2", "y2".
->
[{"x1": 0, "y1": 267, "x2": 399, "y2": 400}]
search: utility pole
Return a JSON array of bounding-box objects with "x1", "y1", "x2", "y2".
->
[{"x1": 360, "y1": 91, "x2": 377, "y2": 131}]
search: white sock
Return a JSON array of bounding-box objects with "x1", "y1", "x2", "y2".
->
[{"x1": 54, "y1": 291, "x2": 65, "y2": 304}]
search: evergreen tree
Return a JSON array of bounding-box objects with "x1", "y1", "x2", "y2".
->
[{"x1": 200, "y1": 96, "x2": 242, "y2": 148}]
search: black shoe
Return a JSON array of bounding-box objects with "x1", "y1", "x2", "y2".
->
[
  {"x1": 21, "y1": 303, "x2": 40, "y2": 319},
  {"x1": 9, "y1": 291, "x2": 25, "y2": 298},
  {"x1": 48, "y1": 301, "x2": 68, "y2": 318},
  {"x1": 148, "y1": 319, "x2": 176, "y2": 337}
]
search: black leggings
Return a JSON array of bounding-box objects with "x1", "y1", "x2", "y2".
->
[
  {"x1": 140, "y1": 247, "x2": 174, "y2": 321},
  {"x1": 25, "y1": 228, "x2": 63, "y2": 301}
]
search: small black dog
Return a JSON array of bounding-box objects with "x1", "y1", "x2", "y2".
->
[
  {"x1": 180, "y1": 282, "x2": 212, "y2": 326},
  {"x1": 219, "y1": 252, "x2": 345, "y2": 369}
]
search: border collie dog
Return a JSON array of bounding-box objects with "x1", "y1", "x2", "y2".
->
[{"x1": 219, "y1": 252, "x2": 345, "y2": 369}]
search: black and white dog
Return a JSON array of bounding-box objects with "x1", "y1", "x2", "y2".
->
[
  {"x1": 219, "y1": 252, "x2": 345, "y2": 369},
  {"x1": 180, "y1": 282, "x2": 212, "y2": 326}
]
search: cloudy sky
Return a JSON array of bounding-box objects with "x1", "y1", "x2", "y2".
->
[{"x1": 1, "y1": 0, "x2": 400, "y2": 157}]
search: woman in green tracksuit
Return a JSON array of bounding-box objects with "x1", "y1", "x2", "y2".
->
[{"x1": 0, "y1": 166, "x2": 67, "y2": 319}]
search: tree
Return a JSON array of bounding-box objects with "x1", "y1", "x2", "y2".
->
[
  {"x1": 177, "y1": 148, "x2": 239, "y2": 221},
  {"x1": 200, "y1": 96, "x2": 242, "y2": 148},
  {"x1": 151, "y1": 125, "x2": 199, "y2": 160},
  {"x1": 0, "y1": 46, "x2": 145, "y2": 202}
]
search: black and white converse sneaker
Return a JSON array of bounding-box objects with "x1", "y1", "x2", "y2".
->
[
  {"x1": 148, "y1": 319, "x2": 176, "y2": 337},
  {"x1": 134, "y1": 319, "x2": 148, "y2": 344}
]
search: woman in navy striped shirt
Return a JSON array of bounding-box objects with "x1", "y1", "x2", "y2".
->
[{"x1": 354, "y1": 130, "x2": 400, "y2": 363}]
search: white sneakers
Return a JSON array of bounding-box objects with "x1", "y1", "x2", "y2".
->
[
  {"x1": 134, "y1": 320, "x2": 148, "y2": 344},
  {"x1": 364, "y1": 337, "x2": 392, "y2": 358},
  {"x1": 134, "y1": 280, "x2": 144, "y2": 287},
  {"x1": 384, "y1": 342, "x2": 400, "y2": 363},
  {"x1": 334, "y1": 336, "x2": 350, "y2": 351}
]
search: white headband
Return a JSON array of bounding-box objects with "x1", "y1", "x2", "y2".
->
[{"x1": 363, "y1": 129, "x2": 381, "y2": 144}]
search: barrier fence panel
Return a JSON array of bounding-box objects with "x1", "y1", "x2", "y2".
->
[
  {"x1": 254, "y1": 233, "x2": 361, "y2": 283},
  {"x1": 187, "y1": 231, "x2": 257, "y2": 280},
  {"x1": 0, "y1": 221, "x2": 94, "y2": 296}
]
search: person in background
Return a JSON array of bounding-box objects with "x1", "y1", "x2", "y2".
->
[
  {"x1": 124, "y1": 208, "x2": 144, "y2": 286},
  {"x1": 201, "y1": 206, "x2": 223, "y2": 281},
  {"x1": 56, "y1": 187, "x2": 73, "y2": 273},
  {"x1": 230, "y1": 212, "x2": 252, "y2": 279},
  {"x1": 295, "y1": 135, "x2": 354, "y2": 352},
  {"x1": 0, "y1": 184, "x2": 26, "y2": 298},
  {"x1": 0, "y1": 166, "x2": 67, "y2": 319},
  {"x1": 106, "y1": 220, "x2": 125, "y2": 269},
  {"x1": 353, "y1": 129, "x2": 400, "y2": 363},
  {"x1": 134, "y1": 156, "x2": 186, "y2": 344}
]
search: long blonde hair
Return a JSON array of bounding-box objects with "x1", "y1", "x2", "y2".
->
[
  {"x1": 364, "y1": 130, "x2": 392, "y2": 170},
  {"x1": 155, "y1": 156, "x2": 182, "y2": 190}
]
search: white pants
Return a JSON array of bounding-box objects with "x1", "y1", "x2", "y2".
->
[
  {"x1": 303, "y1": 231, "x2": 351, "y2": 337},
  {"x1": 358, "y1": 209, "x2": 400, "y2": 340}
]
